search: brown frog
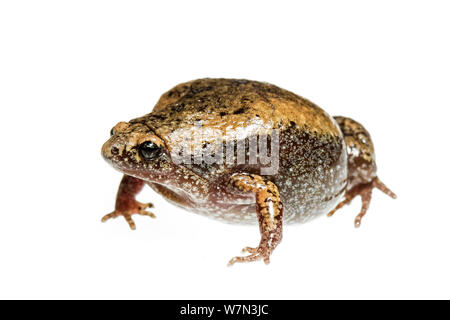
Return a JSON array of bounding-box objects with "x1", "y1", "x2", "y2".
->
[{"x1": 101, "y1": 78, "x2": 396, "y2": 265}]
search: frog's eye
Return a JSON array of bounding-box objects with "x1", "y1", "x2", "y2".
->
[
  {"x1": 139, "y1": 141, "x2": 161, "y2": 161},
  {"x1": 110, "y1": 128, "x2": 115, "y2": 136}
]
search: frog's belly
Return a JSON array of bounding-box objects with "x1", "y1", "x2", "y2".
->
[
  {"x1": 191, "y1": 203, "x2": 259, "y2": 225},
  {"x1": 148, "y1": 176, "x2": 346, "y2": 225},
  {"x1": 181, "y1": 196, "x2": 345, "y2": 225},
  {"x1": 192, "y1": 189, "x2": 346, "y2": 225},
  {"x1": 150, "y1": 188, "x2": 344, "y2": 226}
]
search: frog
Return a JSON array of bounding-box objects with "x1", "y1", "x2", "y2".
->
[{"x1": 101, "y1": 78, "x2": 396, "y2": 266}]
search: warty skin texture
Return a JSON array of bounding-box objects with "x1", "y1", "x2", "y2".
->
[{"x1": 101, "y1": 78, "x2": 396, "y2": 265}]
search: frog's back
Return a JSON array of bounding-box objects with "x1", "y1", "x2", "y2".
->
[{"x1": 145, "y1": 78, "x2": 341, "y2": 148}]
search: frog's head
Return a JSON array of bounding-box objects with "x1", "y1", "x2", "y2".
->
[{"x1": 101, "y1": 121, "x2": 173, "y2": 181}]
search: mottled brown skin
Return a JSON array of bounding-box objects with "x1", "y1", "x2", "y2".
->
[{"x1": 101, "y1": 78, "x2": 396, "y2": 265}]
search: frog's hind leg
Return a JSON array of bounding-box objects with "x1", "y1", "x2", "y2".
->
[{"x1": 328, "y1": 116, "x2": 396, "y2": 227}]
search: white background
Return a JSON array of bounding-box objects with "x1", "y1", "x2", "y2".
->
[{"x1": 1, "y1": 1, "x2": 449, "y2": 299}]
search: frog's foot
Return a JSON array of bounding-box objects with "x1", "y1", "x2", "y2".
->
[
  {"x1": 101, "y1": 201, "x2": 155, "y2": 230},
  {"x1": 327, "y1": 177, "x2": 396, "y2": 228},
  {"x1": 228, "y1": 245, "x2": 273, "y2": 266}
]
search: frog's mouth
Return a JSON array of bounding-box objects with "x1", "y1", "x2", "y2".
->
[{"x1": 101, "y1": 141, "x2": 155, "y2": 181}]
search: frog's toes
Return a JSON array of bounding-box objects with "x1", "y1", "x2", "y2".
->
[
  {"x1": 373, "y1": 178, "x2": 397, "y2": 200},
  {"x1": 101, "y1": 201, "x2": 155, "y2": 230},
  {"x1": 353, "y1": 178, "x2": 396, "y2": 228},
  {"x1": 327, "y1": 193, "x2": 357, "y2": 217},
  {"x1": 328, "y1": 177, "x2": 396, "y2": 228},
  {"x1": 241, "y1": 246, "x2": 258, "y2": 254},
  {"x1": 136, "y1": 201, "x2": 155, "y2": 212},
  {"x1": 227, "y1": 246, "x2": 271, "y2": 266}
]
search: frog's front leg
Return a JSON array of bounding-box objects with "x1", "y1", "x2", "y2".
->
[
  {"x1": 102, "y1": 175, "x2": 155, "y2": 230},
  {"x1": 227, "y1": 174, "x2": 283, "y2": 266}
]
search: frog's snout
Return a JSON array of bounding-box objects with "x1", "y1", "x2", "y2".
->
[
  {"x1": 101, "y1": 122, "x2": 130, "y2": 161},
  {"x1": 101, "y1": 138, "x2": 118, "y2": 161}
]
